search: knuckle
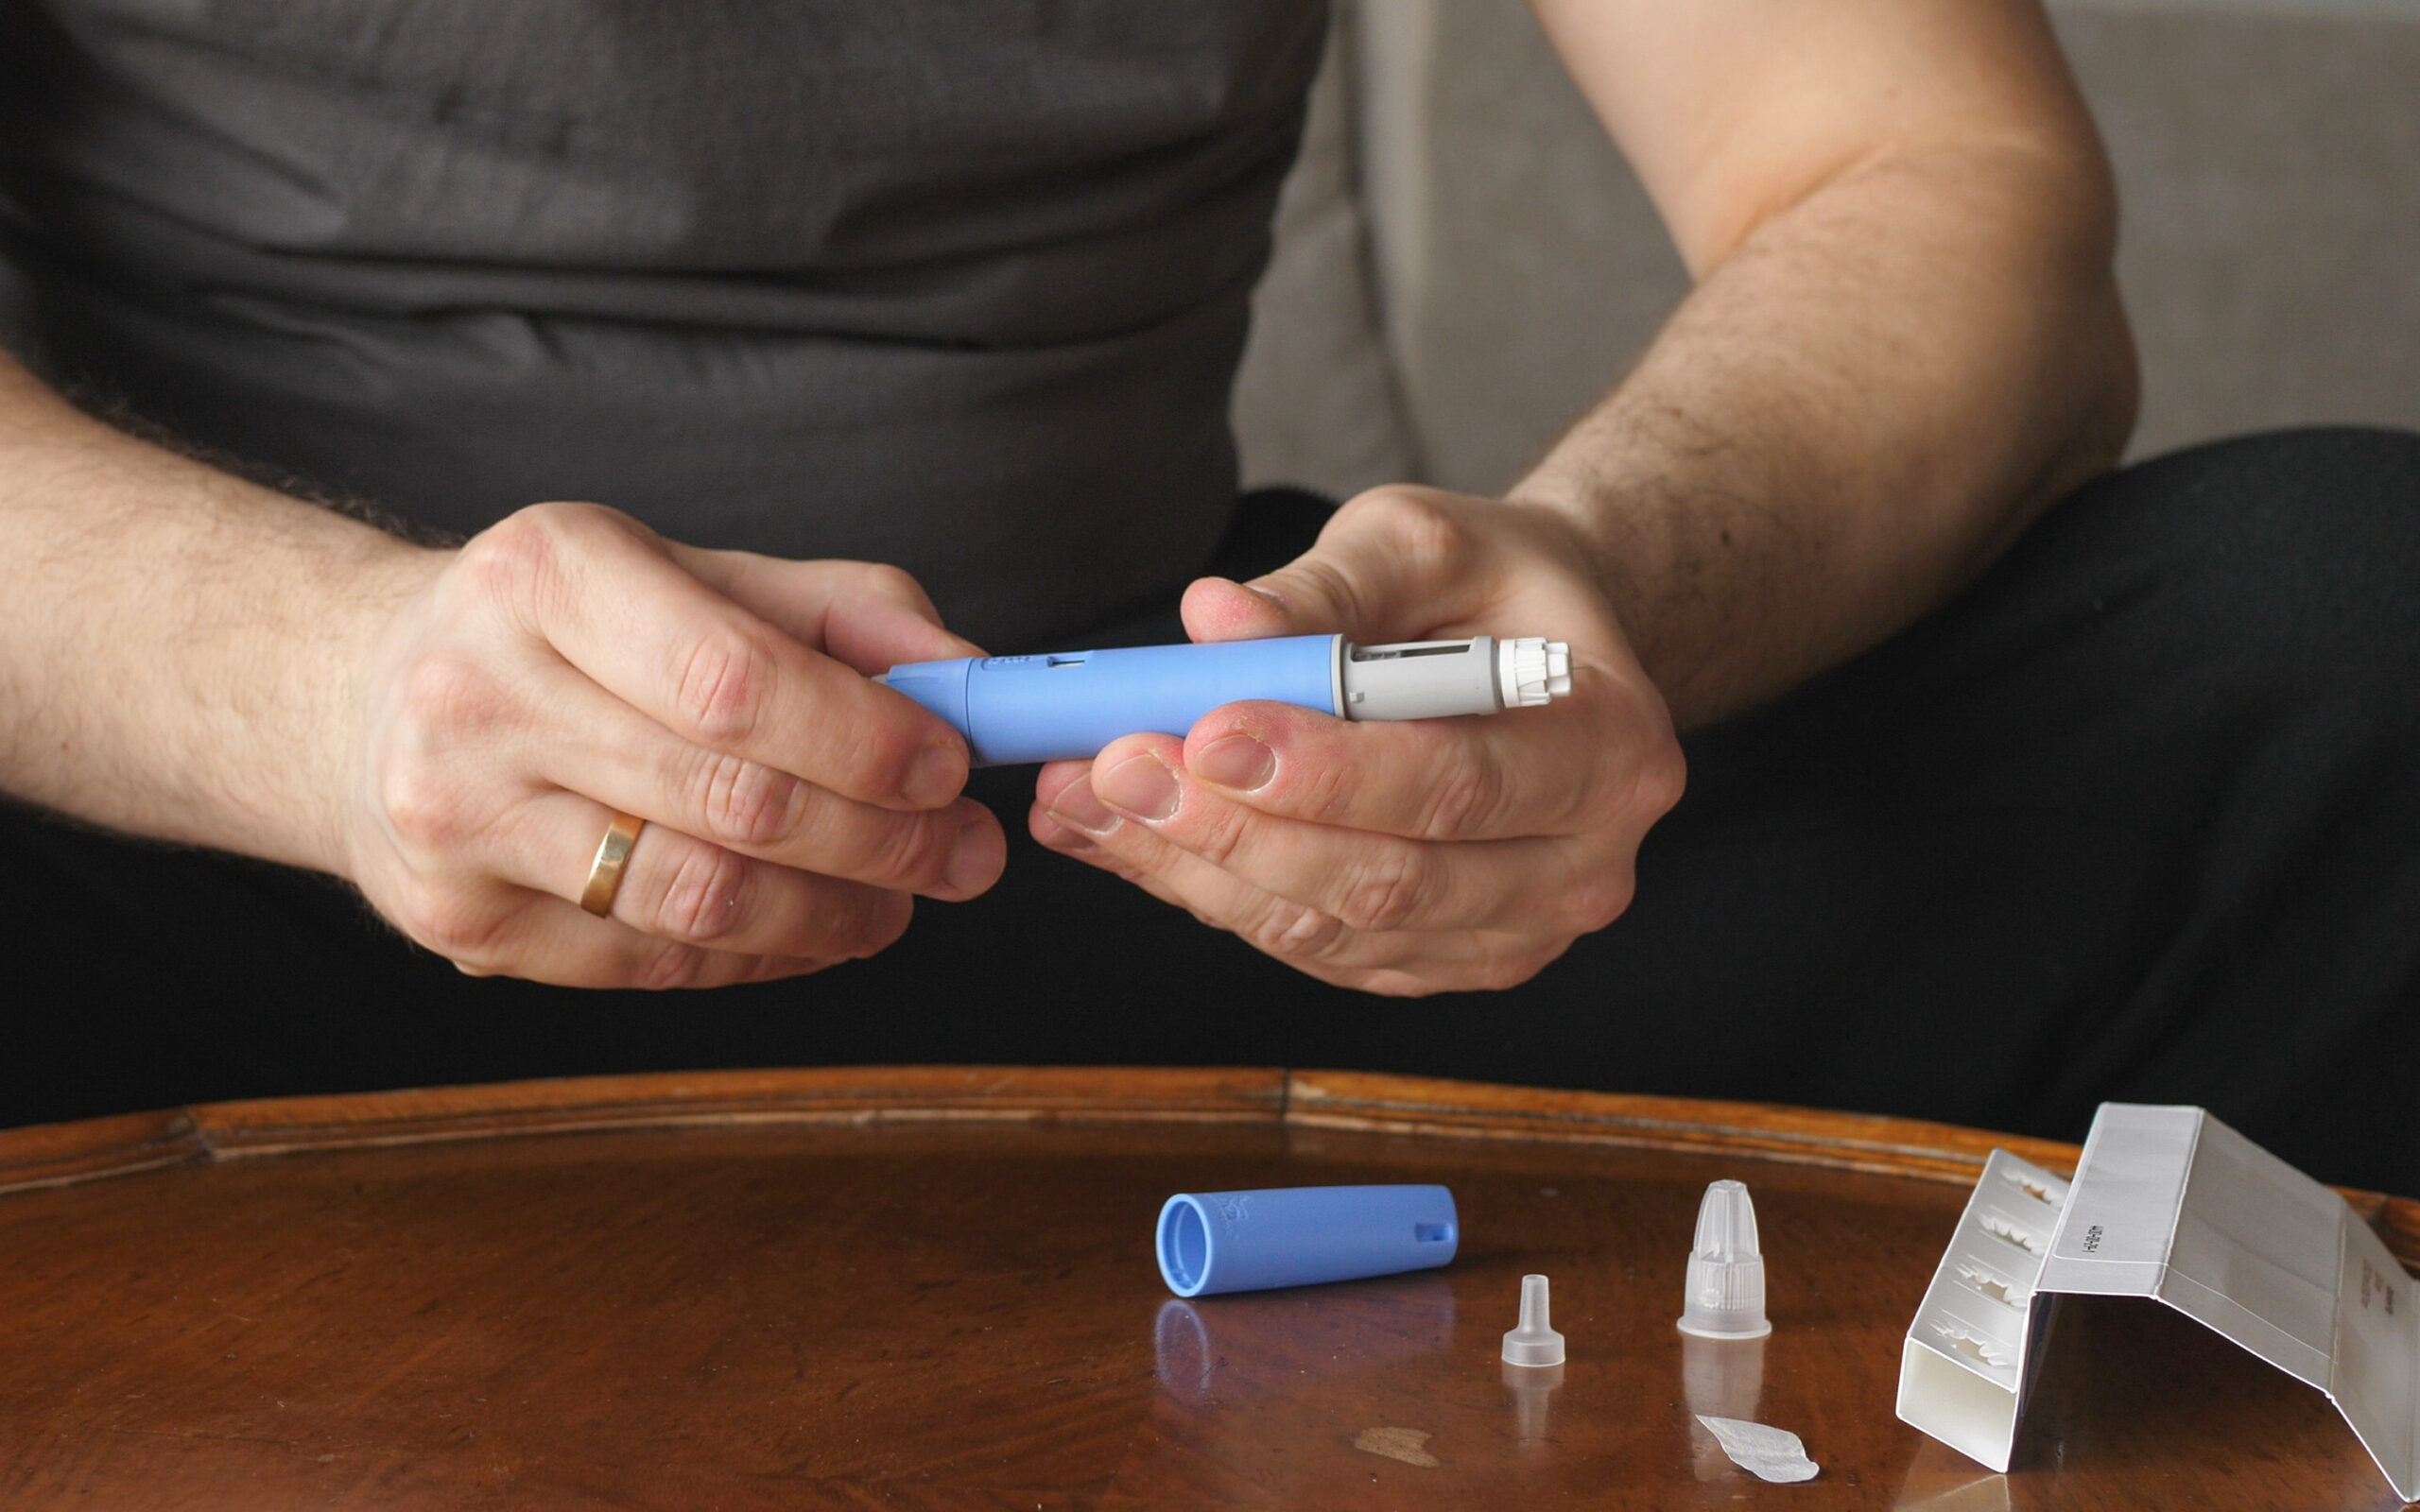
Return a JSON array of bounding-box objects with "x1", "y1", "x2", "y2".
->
[
  {"x1": 1342, "y1": 489, "x2": 1473, "y2": 576},
  {"x1": 869, "y1": 893, "x2": 914, "y2": 952},
  {"x1": 1475, "y1": 953, "x2": 1547, "y2": 993},
  {"x1": 455, "y1": 506, "x2": 570, "y2": 610},
  {"x1": 1287, "y1": 556, "x2": 1368, "y2": 629},
  {"x1": 746, "y1": 954, "x2": 823, "y2": 985},
  {"x1": 691, "y1": 748, "x2": 802, "y2": 848},
  {"x1": 1334, "y1": 847, "x2": 1432, "y2": 934},
  {"x1": 396, "y1": 650, "x2": 509, "y2": 744},
  {"x1": 673, "y1": 624, "x2": 778, "y2": 747},
  {"x1": 859, "y1": 811, "x2": 952, "y2": 889},
  {"x1": 1579, "y1": 713, "x2": 1685, "y2": 833},
  {"x1": 1351, "y1": 968, "x2": 1438, "y2": 999},
  {"x1": 1631, "y1": 740, "x2": 1688, "y2": 821},
  {"x1": 640, "y1": 939, "x2": 709, "y2": 991},
  {"x1": 1454, "y1": 937, "x2": 1557, "y2": 995},
  {"x1": 1245, "y1": 898, "x2": 1349, "y2": 964},
  {"x1": 1416, "y1": 762, "x2": 1506, "y2": 842},
  {"x1": 836, "y1": 890, "x2": 913, "y2": 956},
  {"x1": 1559, "y1": 867, "x2": 1636, "y2": 936},
  {"x1": 399, "y1": 883, "x2": 512, "y2": 964},
  {"x1": 378, "y1": 655, "x2": 510, "y2": 852},
  {"x1": 1291, "y1": 753, "x2": 1357, "y2": 826},
  {"x1": 864, "y1": 719, "x2": 934, "y2": 797},
  {"x1": 852, "y1": 561, "x2": 930, "y2": 610},
  {"x1": 652, "y1": 843, "x2": 752, "y2": 944},
  {"x1": 1184, "y1": 800, "x2": 1253, "y2": 870},
  {"x1": 376, "y1": 751, "x2": 477, "y2": 855}
]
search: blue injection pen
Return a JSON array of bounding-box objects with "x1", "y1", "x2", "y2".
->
[{"x1": 877, "y1": 633, "x2": 1571, "y2": 766}]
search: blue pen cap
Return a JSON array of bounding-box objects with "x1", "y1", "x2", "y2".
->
[{"x1": 1155, "y1": 1184, "x2": 1460, "y2": 1297}]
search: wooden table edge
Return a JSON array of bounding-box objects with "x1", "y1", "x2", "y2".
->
[{"x1": 3, "y1": 1065, "x2": 2411, "y2": 1268}]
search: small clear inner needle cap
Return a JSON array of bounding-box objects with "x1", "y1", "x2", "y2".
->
[
  {"x1": 1677, "y1": 1179, "x2": 1772, "y2": 1339},
  {"x1": 1502, "y1": 1273, "x2": 1566, "y2": 1366}
]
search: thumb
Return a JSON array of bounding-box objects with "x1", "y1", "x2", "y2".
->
[
  {"x1": 1182, "y1": 488, "x2": 1492, "y2": 645},
  {"x1": 680, "y1": 550, "x2": 983, "y2": 674},
  {"x1": 821, "y1": 593, "x2": 984, "y2": 677},
  {"x1": 1179, "y1": 573, "x2": 1303, "y2": 644}
]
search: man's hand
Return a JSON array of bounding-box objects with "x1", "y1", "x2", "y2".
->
[
  {"x1": 343, "y1": 502, "x2": 1004, "y2": 988},
  {"x1": 1030, "y1": 487, "x2": 1684, "y2": 995}
]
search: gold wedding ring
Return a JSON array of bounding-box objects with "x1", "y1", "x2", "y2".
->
[{"x1": 579, "y1": 811, "x2": 646, "y2": 917}]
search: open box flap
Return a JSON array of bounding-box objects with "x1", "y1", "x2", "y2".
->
[{"x1": 1903, "y1": 1103, "x2": 2417, "y2": 1503}]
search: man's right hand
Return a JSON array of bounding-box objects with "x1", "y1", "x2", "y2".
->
[{"x1": 341, "y1": 501, "x2": 1002, "y2": 988}]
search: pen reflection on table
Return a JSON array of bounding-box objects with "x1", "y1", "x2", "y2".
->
[{"x1": 1151, "y1": 1277, "x2": 1458, "y2": 1410}]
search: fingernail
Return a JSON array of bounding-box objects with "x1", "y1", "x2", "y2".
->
[
  {"x1": 1193, "y1": 733, "x2": 1274, "y2": 792},
  {"x1": 1097, "y1": 753, "x2": 1181, "y2": 822},
  {"x1": 1048, "y1": 777, "x2": 1122, "y2": 836},
  {"x1": 904, "y1": 743, "x2": 965, "y2": 809},
  {"x1": 943, "y1": 815, "x2": 1005, "y2": 897}
]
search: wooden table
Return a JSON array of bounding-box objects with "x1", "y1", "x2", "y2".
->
[{"x1": 4, "y1": 1069, "x2": 2414, "y2": 1509}]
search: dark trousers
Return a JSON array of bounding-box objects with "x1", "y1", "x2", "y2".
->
[{"x1": 7, "y1": 428, "x2": 2416, "y2": 1192}]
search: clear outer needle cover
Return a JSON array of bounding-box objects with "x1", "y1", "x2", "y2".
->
[
  {"x1": 1502, "y1": 1273, "x2": 1566, "y2": 1366},
  {"x1": 1678, "y1": 1179, "x2": 1772, "y2": 1339}
]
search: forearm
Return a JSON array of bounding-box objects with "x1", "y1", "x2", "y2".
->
[
  {"x1": 1511, "y1": 141, "x2": 2136, "y2": 727},
  {"x1": 0, "y1": 352, "x2": 429, "y2": 870}
]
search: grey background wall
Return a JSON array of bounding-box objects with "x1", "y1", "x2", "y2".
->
[{"x1": 1235, "y1": 0, "x2": 2420, "y2": 501}]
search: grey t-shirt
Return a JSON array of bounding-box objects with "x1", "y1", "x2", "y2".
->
[{"x1": 0, "y1": 1, "x2": 1325, "y2": 648}]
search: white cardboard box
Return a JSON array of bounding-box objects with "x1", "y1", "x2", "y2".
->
[{"x1": 1897, "y1": 1103, "x2": 2418, "y2": 1503}]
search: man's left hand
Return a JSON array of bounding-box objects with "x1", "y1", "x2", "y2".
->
[{"x1": 1031, "y1": 486, "x2": 1685, "y2": 995}]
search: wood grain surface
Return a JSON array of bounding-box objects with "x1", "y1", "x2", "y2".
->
[{"x1": 1, "y1": 1068, "x2": 2411, "y2": 1509}]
